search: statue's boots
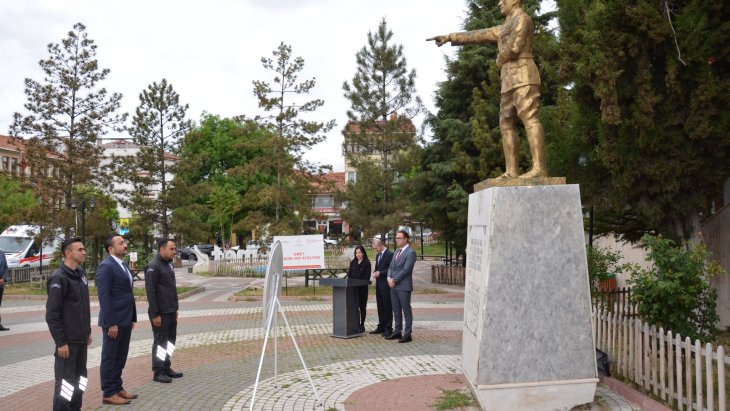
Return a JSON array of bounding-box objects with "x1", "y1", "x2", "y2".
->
[
  {"x1": 499, "y1": 127, "x2": 520, "y2": 178},
  {"x1": 519, "y1": 119, "x2": 547, "y2": 179}
]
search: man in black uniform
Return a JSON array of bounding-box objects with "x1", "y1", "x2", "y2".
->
[
  {"x1": 46, "y1": 237, "x2": 92, "y2": 411},
  {"x1": 145, "y1": 238, "x2": 182, "y2": 383}
]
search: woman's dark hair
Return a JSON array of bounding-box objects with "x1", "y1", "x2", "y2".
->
[{"x1": 353, "y1": 245, "x2": 369, "y2": 261}]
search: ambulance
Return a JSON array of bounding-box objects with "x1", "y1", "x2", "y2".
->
[{"x1": 0, "y1": 225, "x2": 59, "y2": 268}]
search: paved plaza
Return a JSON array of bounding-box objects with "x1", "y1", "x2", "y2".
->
[{"x1": 0, "y1": 261, "x2": 644, "y2": 410}]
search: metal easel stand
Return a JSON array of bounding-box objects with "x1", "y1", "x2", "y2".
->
[{"x1": 249, "y1": 274, "x2": 322, "y2": 410}]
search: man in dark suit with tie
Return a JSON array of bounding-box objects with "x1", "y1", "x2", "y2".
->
[
  {"x1": 369, "y1": 237, "x2": 393, "y2": 336},
  {"x1": 386, "y1": 230, "x2": 417, "y2": 343},
  {"x1": 96, "y1": 234, "x2": 137, "y2": 405}
]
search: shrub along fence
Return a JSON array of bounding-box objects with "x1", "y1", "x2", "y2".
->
[{"x1": 593, "y1": 309, "x2": 727, "y2": 410}]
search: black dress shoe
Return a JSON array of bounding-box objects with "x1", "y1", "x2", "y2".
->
[
  {"x1": 166, "y1": 369, "x2": 183, "y2": 378},
  {"x1": 153, "y1": 373, "x2": 172, "y2": 383},
  {"x1": 0, "y1": 325, "x2": 9, "y2": 331},
  {"x1": 384, "y1": 332, "x2": 402, "y2": 340},
  {"x1": 398, "y1": 335, "x2": 412, "y2": 343},
  {"x1": 358, "y1": 325, "x2": 365, "y2": 333},
  {"x1": 369, "y1": 328, "x2": 384, "y2": 335}
]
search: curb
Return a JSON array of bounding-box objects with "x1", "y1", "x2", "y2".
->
[{"x1": 600, "y1": 376, "x2": 672, "y2": 411}]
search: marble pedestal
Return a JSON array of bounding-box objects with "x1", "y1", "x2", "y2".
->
[{"x1": 463, "y1": 184, "x2": 597, "y2": 411}]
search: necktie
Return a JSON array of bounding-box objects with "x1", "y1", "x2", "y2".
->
[
  {"x1": 395, "y1": 248, "x2": 402, "y2": 261},
  {"x1": 376, "y1": 252, "x2": 381, "y2": 267},
  {"x1": 122, "y1": 263, "x2": 133, "y2": 287}
]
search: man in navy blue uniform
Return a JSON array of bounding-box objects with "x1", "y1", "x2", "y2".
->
[
  {"x1": 96, "y1": 234, "x2": 137, "y2": 405},
  {"x1": 145, "y1": 238, "x2": 182, "y2": 383},
  {"x1": 46, "y1": 237, "x2": 92, "y2": 411}
]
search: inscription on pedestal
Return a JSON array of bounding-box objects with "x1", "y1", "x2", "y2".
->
[{"x1": 465, "y1": 226, "x2": 486, "y2": 335}]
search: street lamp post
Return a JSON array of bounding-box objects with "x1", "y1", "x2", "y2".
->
[{"x1": 71, "y1": 198, "x2": 95, "y2": 248}]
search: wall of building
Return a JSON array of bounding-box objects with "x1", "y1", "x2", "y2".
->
[{"x1": 702, "y1": 203, "x2": 730, "y2": 329}]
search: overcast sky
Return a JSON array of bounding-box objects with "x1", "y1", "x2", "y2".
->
[{"x1": 0, "y1": 1, "x2": 554, "y2": 171}]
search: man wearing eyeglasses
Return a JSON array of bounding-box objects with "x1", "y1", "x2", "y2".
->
[{"x1": 386, "y1": 230, "x2": 417, "y2": 343}]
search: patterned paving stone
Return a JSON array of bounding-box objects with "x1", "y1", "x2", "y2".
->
[
  {"x1": 224, "y1": 355, "x2": 462, "y2": 410},
  {"x1": 0, "y1": 263, "x2": 651, "y2": 411}
]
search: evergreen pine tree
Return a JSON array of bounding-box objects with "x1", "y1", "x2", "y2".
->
[
  {"x1": 341, "y1": 18, "x2": 422, "y2": 240},
  {"x1": 120, "y1": 78, "x2": 191, "y2": 237},
  {"x1": 9, "y1": 23, "x2": 126, "y2": 235},
  {"x1": 557, "y1": 0, "x2": 730, "y2": 240},
  {"x1": 252, "y1": 42, "x2": 335, "y2": 232}
]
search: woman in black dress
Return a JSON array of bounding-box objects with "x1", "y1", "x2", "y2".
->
[{"x1": 347, "y1": 245, "x2": 371, "y2": 333}]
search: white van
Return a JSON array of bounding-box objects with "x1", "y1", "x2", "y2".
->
[{"x1": 0, "y1": 225, "x2": 59, "y2": 268}]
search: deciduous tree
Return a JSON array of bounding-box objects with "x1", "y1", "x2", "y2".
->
[{"x1": 0, "y1": 174, "x2": 36, "y2": 232}]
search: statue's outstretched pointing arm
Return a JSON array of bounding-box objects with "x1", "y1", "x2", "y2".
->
[{"x1": 427, "y1": 27, "x2": 500, "y2": 47}]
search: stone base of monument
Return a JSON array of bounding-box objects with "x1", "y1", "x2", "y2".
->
[{"x1": 463, "y1": 184, "x2": 597, "y2": 411}]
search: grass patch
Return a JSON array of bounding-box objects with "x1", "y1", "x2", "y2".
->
[
  {"x1": 5, "y1": 284, "x2": 196, "y2": 297},
  {"x1": 235, "y1": 284, "x2": 449, "y2": 297},
  {"x1": 414, "y1": 287, "x2": 449, "y2": 294},
  {"x1": 433, "y1": 389, "x2": 476, "y2": 410}
]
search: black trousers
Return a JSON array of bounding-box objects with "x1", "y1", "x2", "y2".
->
[
  {"x1": 151, "y1": 313, "x2": 177, "y2": 375},
  {"x1": 100, "y1": 324, "x2": 132, "y2": 397},
  {"x1": 354, "y1": 285, "x2": 368, "y2": 326},
  {"x1": 391, "y1": 289, "x2": 413, "y2": 337},
  {"x1": 53, "y1": 343, "x2": 87, "y2": 411},
  {"x1": 375, "y1": 278, "x2": 392, "y2": 332},
  {"x1": 0, "y1": 286, "x2": 4, "y2": 324}
]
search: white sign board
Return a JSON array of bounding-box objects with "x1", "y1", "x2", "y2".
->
[
  {"x1": 272, "y1": 234, "x2": 326, "y2": 270},
  {"x1": 129, "y1": 252, "x2": 138, "y2": 263}
]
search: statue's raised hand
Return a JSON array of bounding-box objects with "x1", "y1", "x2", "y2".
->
[{"x1": 426, "y1": 35, "x2": 450, "y2": 47}]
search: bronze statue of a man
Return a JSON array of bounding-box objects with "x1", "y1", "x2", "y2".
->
[{"x1": 428, "y1": 0, "x2": 547, "y2": 179}]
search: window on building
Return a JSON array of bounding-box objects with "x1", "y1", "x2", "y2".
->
[
  {"x1": 329, "y1": 220, "x2": 343, "y2": 234},
  {"x1": 313, "y1": 196, "x2": 333, "y2": 209},
  {"x1": 346, "y1": 171, "x2": 356, "y2": 183},
  {"x1": 1, "y1": 156, "x2": 8, "y2": 172}
]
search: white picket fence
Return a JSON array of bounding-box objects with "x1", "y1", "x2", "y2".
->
[{"x1": 593, "y1": 310, "x2": 728, "y2": 410}]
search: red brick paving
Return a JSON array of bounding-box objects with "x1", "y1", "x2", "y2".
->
[{"x1": 345, "y1": 374, "x2": 473, "y2": 411}]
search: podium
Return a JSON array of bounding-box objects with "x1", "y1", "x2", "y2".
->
[{"x1": 319, "y1": 277, "x2": 370, "y2": 338}]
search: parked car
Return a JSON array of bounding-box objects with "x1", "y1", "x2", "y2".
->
[
  {"x1": 323, "y1": 238, "x2": 338, "y2": 248},
  {"x1": 177, "y1": 244, "x2": 214, "y2": 261}
]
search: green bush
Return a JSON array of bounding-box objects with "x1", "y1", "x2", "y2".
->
[
  {"x1": 587, "y1": 245, "x2": 624, "y2": 294},
  {"x1": 626, "y1": 234, "x2": 722, "y2": 342}
]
